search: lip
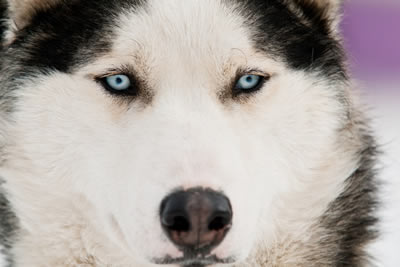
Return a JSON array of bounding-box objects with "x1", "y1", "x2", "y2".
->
[{"x1": 152, "y1": 254, "x2": 235, "y2": 266}]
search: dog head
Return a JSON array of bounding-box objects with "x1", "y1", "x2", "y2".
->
[{"x1": 1, "y1": 0, "x2": 357, "y2": 265}]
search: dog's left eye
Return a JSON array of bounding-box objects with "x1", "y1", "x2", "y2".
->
[
  {"x1": 235, "y1": 74, "x2": 264, "y2": 93},
  {"x1": 98, "y1": 74, "x2": 138, "y2": 96}
]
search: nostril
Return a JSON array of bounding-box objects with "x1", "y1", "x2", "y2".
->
[
  {"x1": 208, "y1": 212, "x2": 232, "y2": 231},
  {"x1": 167, "y1": 215, "x2": 190, "y2": 232}
]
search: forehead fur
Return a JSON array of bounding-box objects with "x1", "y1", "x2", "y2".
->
[
  {"x1": 6, "y1": 0, "x2": 59, "y2": 29},
  {"x1": 292, "y1": 0, "x2": 342, "y2": 12},
  {"x1": 3, "y1": 0, "x2": 145, "y2": 73},
  {"x1": 2, "y1": 0, "x2": 346, "y2": 80},
  {"x1": 110, "y1": 1, "x2": 254, "y2": 74},
  {"x1": 0, "y1": 0, "x2": 7, "y2": 44},
  {"x1": 287, "y1": 0, "x2": 343, "y2": 30}
]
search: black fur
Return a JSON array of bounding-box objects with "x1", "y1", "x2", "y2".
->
[
  {"x1": 235, "y1": 0, "x2": 346, "y2": 80},
  {"x1": 0, "y1": 1, "x2": 149, "y2": 265},
  {"x1": 3, "y1": 0, "x2": 346, "y2": 79},
  {"x1": 316, "y1": 129, "x2": 379, "y2": 266},
  {"x1": 290, "y1": 0, "x2": 341, "y2": 33},
  {"x1": 233, "y1": 1, "x2": 378, "y2": 266},
  {"x1": 1, "y1": 3, "x2": 17, "y2": 266},
  {"x1": 3, "y1": 0, "x2": 145, "y2": 74},
  {"x1": 0, "y1": 0, "x2": 147, "y2": 114},
  {"x1": 0, "y1": 183, "x2": 17, "y2": 267},
  {"x1": 0, "y1": 0, "x2": 7, "y2": 46}
]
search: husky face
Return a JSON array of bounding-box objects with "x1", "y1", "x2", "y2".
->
[{"x1": 0, "y1": 0, "x2": 365, "y2": 266}]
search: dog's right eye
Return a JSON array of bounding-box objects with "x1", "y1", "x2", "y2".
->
[
  {"x1": 105, "y1": 75, "x2": 131, "y2": 90},
  {"x1": 98, "y1": 74, "x2": 138, "y2": 96}
]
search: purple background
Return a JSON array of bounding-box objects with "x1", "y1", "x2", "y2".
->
[
  {"x1": 341, "y1": 2, "x2": 400, "y2": 267},
  {"x1": 342, "y1": 0, "x2": 400, "y2": 83}
]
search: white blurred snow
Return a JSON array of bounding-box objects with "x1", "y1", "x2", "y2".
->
[{"x1": 365, "y1": 83, "x2": 400, "y2": 267}]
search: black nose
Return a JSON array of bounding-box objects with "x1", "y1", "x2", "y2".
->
[{"x1": 160, "y1": 188, "x2": 232, "y2": 252}]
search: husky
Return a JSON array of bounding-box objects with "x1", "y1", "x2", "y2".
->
[{"x1": 0, "y1": 0, "x2": 379, "y2": 266}]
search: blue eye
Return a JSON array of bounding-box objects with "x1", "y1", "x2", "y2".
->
[
  {"x1": 105, "y1": 74, "x2": 131, "y2": 91},
  {"x1": 235, "y1": 74, "x2": 264, "y2": 92}
]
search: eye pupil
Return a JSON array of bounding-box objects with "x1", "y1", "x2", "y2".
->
[
  {"x1": 116, "y1": 77, "x2": 123, "y2": 84},
  {"x1": 246, "y1": 76, "x2": 253, "y2": 82}
]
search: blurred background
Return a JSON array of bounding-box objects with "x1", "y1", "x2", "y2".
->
[{"x1": 341, "y1": 0, "x2": 400, "y2": 266}]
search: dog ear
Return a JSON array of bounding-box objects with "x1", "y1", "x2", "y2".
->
[
  {"x1": 289, "y1": 0, "x2": 344, "y2": 32},
  {"x1": 6, "y1": 0, "x2": 60, "y2": 30}
]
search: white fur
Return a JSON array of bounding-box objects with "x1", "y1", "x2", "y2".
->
[
  {"x1": 0, "y1": 247, "x2": 6, "y2": 267},
  {"x1": 1, "y1": 0, "x2": 359, "y2": 266}
]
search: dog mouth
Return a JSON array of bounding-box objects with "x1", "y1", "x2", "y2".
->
[{"x1": 152, "y1": 254, "x2": 235, "y2": 266}]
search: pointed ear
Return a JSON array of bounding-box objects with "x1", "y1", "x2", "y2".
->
[
  {"x1": 6, "y1": 0, "x2": 60, "y2": 30},
  {"x1": 289, "y1": 0, "x2": 344, "y2": 32}
]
